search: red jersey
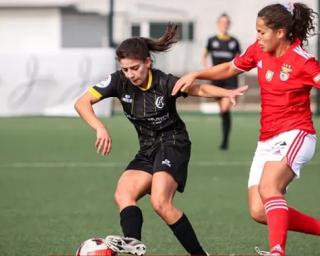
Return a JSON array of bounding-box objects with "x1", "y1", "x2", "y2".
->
[{"x1": 233, "y1": 40, "x2": 320, "y2": 141}]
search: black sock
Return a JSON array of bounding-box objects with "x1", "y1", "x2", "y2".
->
[
  {"x1": 120, "y1": 205, "x2": 143, "y2": 240},
  {"x1": 220, "y1": 111, "x2": 231, "y2": 148},
  {"x1": 168, "y1": 214, "x2": 207, "y2": 255}
]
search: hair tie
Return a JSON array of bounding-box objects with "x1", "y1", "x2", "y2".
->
[{"x1": 280, "y1": 0, "x2": 294, "y2": 15}]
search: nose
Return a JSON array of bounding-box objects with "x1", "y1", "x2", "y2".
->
[
  {"x1": 127, "y1": 70, "x2": 135, "y2": 79},
  {"x1": 256, "y1": 33, "x2": 261, "y2": 41}
]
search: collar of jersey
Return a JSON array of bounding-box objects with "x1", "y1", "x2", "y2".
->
[
  {"x1": 138, "y1": 70, "x2": 153, "y2": 91},
  {"x1": 217, "y1": 34, "x2": 231, "y2": 41}
]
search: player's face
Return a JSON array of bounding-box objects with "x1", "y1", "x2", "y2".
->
[
  {"x1": 217, "y1": 16, "x2": 230, "y2": 35},
  {"x1": 256, "y1": 17, "x2": 285, "y2": 54},
  {"x1": 119, "y1": 58, "x2": 152, "y2": 87}
]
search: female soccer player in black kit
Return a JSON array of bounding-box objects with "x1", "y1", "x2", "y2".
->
[
  {"x1": 75, "y1": 24, "x2": 247, "y2": 256},
  {"x1": 202, "y1": 13, "x2": 241, "y2": 150}
]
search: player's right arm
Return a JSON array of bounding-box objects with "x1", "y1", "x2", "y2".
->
[
  {"x1": 74, "y1": 92, "x2": 112, "y2": 156},
  {"x1": 171, "y1": 62, "x2": 241, "y2": 95}
]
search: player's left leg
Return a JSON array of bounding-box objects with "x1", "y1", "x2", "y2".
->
[
  {"x1": 150, "y1": 171, "x2": 207, "y2": 256},
  {"x1": 248, "y1": 185, "x2": 320, "y2": 235},
  {"x1": 258, "y1": 160, "x2": 294, "y2": 256},
  {"x1": 218, "y1": 97, "x2": 232, "y2": 150}
]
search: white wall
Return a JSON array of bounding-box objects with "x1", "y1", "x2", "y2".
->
[{"x1": 0, "y1": 8, "x2": 61, "y2": 50}]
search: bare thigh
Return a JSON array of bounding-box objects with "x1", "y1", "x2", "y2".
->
[
  {"x1": 150, "y1": 171, "x2": 182, "y2": 224},
  {"x1": 114, "y1": 170, "x2": 152, "y2": 211}
]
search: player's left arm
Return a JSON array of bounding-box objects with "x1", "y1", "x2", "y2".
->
[{"x1": 187, "y1": 83, "x2": 248, "y2": 106}]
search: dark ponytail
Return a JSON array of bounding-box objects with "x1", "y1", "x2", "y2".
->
[
  {"x1": 116, "y1": 23, "x2": 178, "y2": 61},
  {"x1": 291, "y1": 3, "x2": 317, "y2": 45},
  {"x1": 258, "y1": 2, "x2": 318, "y2": 46}
]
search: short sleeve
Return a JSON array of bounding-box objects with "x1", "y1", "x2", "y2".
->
[
  {"x1": 301, "y1": 58, "x2": 320, "y2": 88},
  {"x1": 88, "y1": 72, "x2": 119, "y2": 100},
  {"x1": 232, "y1": 41, "x2": 258, "y2": 72},
  {"x1": 235, "y1": 39, "x2": 241, "y2": 54},
  {"x1": 167, "y1": 74, "x2": 188, "y2": 98},
  {"x1": 205, "y1": 38, "x2": 211, "y2": 52}
]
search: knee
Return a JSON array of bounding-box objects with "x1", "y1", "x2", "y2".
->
[
  {"x1": 258, "y1": 181, "x2": 280, "y2": 201},
  {"x1": 114, "y1": 189, "x2": 123, "y2": 206},
  {"x1": 150, "y1": 197, "x2": 170, "y2": 217},
  {"x1": 114, "y1": 188, "x2": 134, "y2": 208},
  {"x1": 249, "y1": 205, "x2": 266, "y2": 224}
]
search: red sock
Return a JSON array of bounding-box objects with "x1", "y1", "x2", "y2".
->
[
  {"x1": 264, "y1": 196, "x2": 288, "y2": 256},
  {"x1": 288, "y1": 207, "x2": 320, "y2": 235}
]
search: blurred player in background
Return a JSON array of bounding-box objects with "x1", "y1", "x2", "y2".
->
[
  {"x1": 202, "y1": 13, "x2": 241, "y2": 150},
  {"x1": 173, "y1": 2, "x2": 320, "y2": 256},
  {"x1": 75, "y1": 23, "x2": 247, "y2": 256}
]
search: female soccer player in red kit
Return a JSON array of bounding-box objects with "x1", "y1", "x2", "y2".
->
[{"x1": 172, "y1": 2, "x2": 320, "y2": 256}]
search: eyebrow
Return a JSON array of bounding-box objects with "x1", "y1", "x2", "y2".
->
[{"x1": 122, "y1": 64, "x2": 140, "y2": 70}]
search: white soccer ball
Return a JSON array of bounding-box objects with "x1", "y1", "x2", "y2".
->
[{"x1": 76, "y1": 237, "x2": 116, "y2": 256}]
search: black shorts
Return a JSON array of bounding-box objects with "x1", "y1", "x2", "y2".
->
[
  {"x1": 212, "y1": 76, "x2": 238, "y2": 89},
  {"x1": 126, "y1": 132, "x2": 191, "y2": 193}
]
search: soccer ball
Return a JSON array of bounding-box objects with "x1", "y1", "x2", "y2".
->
[{"x1": 76, "y1": 237, "x2": 117, "y2": 256}]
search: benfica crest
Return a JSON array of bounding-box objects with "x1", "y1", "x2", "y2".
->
[{"x1": 280, "y1": 64, "x2": 292, "y2": 81}]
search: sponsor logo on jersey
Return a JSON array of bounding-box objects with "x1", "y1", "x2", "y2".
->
[
  {"x1": 228, "y1": 40, "x2": 236, "y2": 50},
  {"x1": 265, "y1": 70, "x2": 274, "y2": 82},
  {"x1": 162, "y1": 159, "x2": 172, "y2": 167},
  {"x1": 155, "y1": 96, "x2": 165, "y2": 109},
  {"x1": 280, "y1": 64, "x2": 292, "y2": 81},
  {"x1": 313, "y1": 74, "x2": 320, "y2": 83},
  {"x1": 96, "y1": 75, "x2": 111, "y2": 88},
  {"x1": 212, "y1": 40, "x2": 220, "y2": 48},
  {"x1": 122, "y1": 94, "x2": 133, "y2": 103}
]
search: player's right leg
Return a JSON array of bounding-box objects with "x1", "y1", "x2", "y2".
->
[
  {"x1": 114, "y1": 170, "x2": 152, "y2": 240},
  {"x1": 108, "y1": 170, "x2": 152, "y2": 255}
]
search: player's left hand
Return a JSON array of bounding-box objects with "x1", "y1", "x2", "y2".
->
[{"x1": 228, "y1": 85, "x2": 248, "y2": 106}]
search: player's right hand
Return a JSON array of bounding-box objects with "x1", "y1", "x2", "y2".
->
[
  {"x1": 95, "y1": 127, "x2": 112, "y2": 156},
  {"x1": 171, "y1": 72, "x2": 197, "y2": 96}
]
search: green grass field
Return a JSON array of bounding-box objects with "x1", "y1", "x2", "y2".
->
[{"x1": 1, "y1": 114, "x2": 320, "y2": 256}]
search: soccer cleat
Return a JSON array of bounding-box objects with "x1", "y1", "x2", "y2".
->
[
  {"x1": 255, "y1": 246, "x2": 281, "y2": 256},
  {"x1": 105, "y1": 235, "x2": 146, "y2": 256}
]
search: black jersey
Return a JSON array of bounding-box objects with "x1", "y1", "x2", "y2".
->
[
  {"x1": 206, "y1": 35, "x2": 240, "y2": 65},
  {"x1": 206, "y1": 35, "x2": 241, "y2": 88},
  {"x1": 89, "y1": 69, "x2": 188, "y2": 148}
]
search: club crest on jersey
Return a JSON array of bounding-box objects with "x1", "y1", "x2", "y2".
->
[
  {"x1": 96, "y1": 75, "x2": 111, "y2": 88},
  {"x1": 280, "y1": 64, "x2": 292, "y2": 81},
  {"x1": 155, "y1": 96, "x2": 165, "y2": 109},
  {"x1": 265, "y1": 70, "x2": 274, "y2": 82}
]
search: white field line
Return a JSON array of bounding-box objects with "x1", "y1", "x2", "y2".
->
[{"x1": 1, "y1": 161, "x2": 320, "y2": 168}]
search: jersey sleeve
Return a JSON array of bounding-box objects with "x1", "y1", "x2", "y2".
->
[
  {"x1": 235, "y1": 39, "x2": 241, "y2": 54},
  {"x1": 232, "y1": 41, "x2": 258, "y2": 71},
  {"x1": 301, "y1": 58, "x2": 320, "y2": 88},
  {"x1": 88, "y1": 72, "x2": 119, "y2": 100},
  {"x1": 167, "y1": 74, "x2": 188, "y2": 98},
  {"x1": 205, "y1": 38, "x2": 211, "y2": 51}
]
